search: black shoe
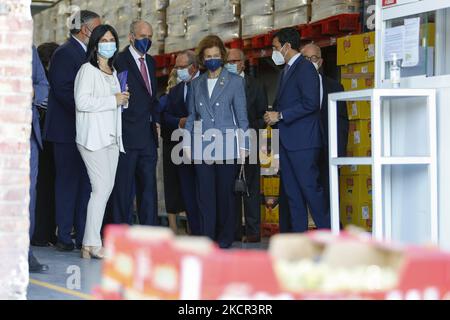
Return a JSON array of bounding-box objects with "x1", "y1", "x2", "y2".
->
[
  {"x1": 75, "y1": 244, "x2": 82, "y2": 250},
  {"x1": 29, "y1": 255, "x2": 49, "y2": 274},
  {"x1": 55, "y1": 241, "x2": 75, "y2": 252},
  {"x1": 31, "y1": 240, "x2": 50, "y2": 247}
]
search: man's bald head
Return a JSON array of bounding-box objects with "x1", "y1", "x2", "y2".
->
[{"x1": 301, "y1": 43, "x2": 323, "y2": 71}]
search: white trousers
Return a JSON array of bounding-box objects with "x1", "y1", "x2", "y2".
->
[{"x1": 78, "y1": 143, "x2": 119, "y2": 247}]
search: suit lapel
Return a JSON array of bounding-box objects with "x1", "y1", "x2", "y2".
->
[
  {"x1": 199, "y1": 73, "x2": 215, "y2": 119},
  {"x1": 209, "y1": 69, "x2": 230, "y2": 109},
  {"x1": 69, "y1": 37, "x2": 87, "y2": 62},
  {"x1": 146, "y1": 54, "x2": 156, "y2": 97},
  {"x1": 125, "y1": 46, "x2": 150, "y2": 95},
  {"x1": 277, "y1": 55, "x2": 303, "y2": 99}
]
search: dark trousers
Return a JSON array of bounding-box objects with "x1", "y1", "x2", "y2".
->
[
  {"x1": 195, "y1": 162, "x2": 238, "y2": 248},
  {"x1": 53, "y1": 142, "x2": 91, "y2": 246},
  {"x1": 279, "y1": 144, "x2": 331, "y2": 232},
  {"x1": 33, "y1": 140, "x2": 56, "y2": 244},
  {"x1": 279, "y1": 181, "x2": 292, "y2": 233},
  {"x1": 29, "y1": 135, "x2": 39, "y2": 242},
  {"x1": 235, "y1": 163, "x2": 261, "y2": 238},
  {"x1": 178, "y1": 164, "x2": 202, "y2": 235},
  {"x1": 110, "y1": 136, "x2": 158, "y2": 226}
]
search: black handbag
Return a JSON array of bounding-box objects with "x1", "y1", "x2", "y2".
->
[{"x1": 234, "y1": 164, "x2": 250, "y2": 197}]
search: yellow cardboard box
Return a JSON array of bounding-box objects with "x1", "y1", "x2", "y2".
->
[
  {"x1": 339, "y1": 174, "x2": 372, "y2": 204},
  {"x1": 347, "y1": 145, "x2": 371, "y2": 157},
  {"x1": 262, "y1": 196, "x2": 280, "y2": 224},
  {"x1": 341, "y1": 61, "x2": 375, "y2": 76},
  {"x1": 263, "y1": 176, "x2": 280, "y2": 196},
  {"x1": 347, "y1": 101, "x2": 371, "y2": 120},
  {"x1": 341, "y1": 77, "x2": 374, "y2": 92},
  {"x1": 340, "y1": 165, "x2": 372, "y2": 176},
  {"x1": 348, "y1": 120, "x2": 371, "y2": 149},
  {"x1": 340, "y1": 201, "x2": 372, "y2": 232},
  {"x1": 337, "y1": 32, "x2": 375, "y2": 66}
]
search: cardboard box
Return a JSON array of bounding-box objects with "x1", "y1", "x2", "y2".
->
[
  {"x1": 339, "y1": 174, "x2": 372, "y2": 203},
  {"x1": 340, "y1": 201, "x2": 373, "y2": 232},
  {"x1": 347, "y1": 145, "x2": 371, "y2": 157},
  {"x1": 341, "y1": 77, "x2": 374, "y2": 91},
  {"x1": 263, "y1": 176, "x2": 280, "y2": 196},
  {"x1": 346, "y1": 101, "x2": 371, "y2": 120},
  {"x1": 341, "y1": 61, "x2": 375, "y2": 76},
  {"x1": 263, "y1": 197, "x2": 280, "y2": 224},
  {"x1": 341, "y1": 165, "x2": 372, "y2": 176},
  {"x1": 348, "y1": 120, "x2": 371, "y2": 149},
  {"x1": 337, "y1": 32, "x2": 375, "y2": 66}
]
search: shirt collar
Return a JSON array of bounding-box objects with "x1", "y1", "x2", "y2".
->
[
  {"x1": 287, "y1": 53, "x2": 301, "y2": 67},
  {"x1": 129, "y1": 44, "x2": 145, "y2": 61},
  {"x1": 240, "y1": 71, "x2": 245, "y2": 78},
  {"x1": 72, "y1": 35, "x2": 87, "y2": 52}
]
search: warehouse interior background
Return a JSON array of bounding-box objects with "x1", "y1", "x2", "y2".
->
[{"x1": 2, "y1": 0, "x2": 450, "y2": 300}]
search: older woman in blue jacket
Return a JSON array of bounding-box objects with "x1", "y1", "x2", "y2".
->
[{"x1": 183, "y1": 35, "x2": 249, "y2": 248}]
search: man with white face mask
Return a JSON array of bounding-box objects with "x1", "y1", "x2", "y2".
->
[
  {"x1": 264, "y1": 28, "x2": 331, "y2": 233},
  {"x1": 162, "y1": 50, "x2": 202, "y2": 235}
]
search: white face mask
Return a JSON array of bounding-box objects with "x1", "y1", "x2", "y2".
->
[
  {"x1": 272, "y1": 44, "x2": 287, "y2": 66},
  {"x1": 177, "y1": 67, "x2": 191, "y2": 82}
]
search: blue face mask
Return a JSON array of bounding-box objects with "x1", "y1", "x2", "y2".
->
[
  {"x1": 177, "y1": 67, "x2": 192, "y2": 82},
  {"x1": 204, "y1": 58, "x2": 222, "y2": 72},
  {"x1": 98, "y1": 42, "x2": 117, "y2": 59},
  {"x1": 134, "y1": 38, "x2": 152, "y2": 54},
  {"x1": 225, "y1": 63, "x2": 238, "y2": 74}
]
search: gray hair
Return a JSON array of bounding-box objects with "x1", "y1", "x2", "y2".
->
[
  {"x1": 129, "y1": 20, "x2": 152, "y2": 35},
  {"x1": 179, "y1": 50, "x2": 199, "y2": 67},
  {"x1": 301, "y1": 43, "x2": 322, "y2": 58},
  {"x1": 227, "y1": 48, "x2": 246, "y2": 61},
  {"x1": 69, "y1": 10, "x2": 100, "y2": 35}
]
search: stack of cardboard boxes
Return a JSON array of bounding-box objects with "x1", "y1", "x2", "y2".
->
[{"x1": 337, "y1": 31, "x2": 375, "y2": 232}]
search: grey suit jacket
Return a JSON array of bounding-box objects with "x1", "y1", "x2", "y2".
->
[{"x1": 184, "y1": 68, "x2": 249, "y2": 161}]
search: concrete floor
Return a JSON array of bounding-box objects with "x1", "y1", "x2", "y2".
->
[{"x1": 27, "y1": 239, "x2": 269, "y2": 300}]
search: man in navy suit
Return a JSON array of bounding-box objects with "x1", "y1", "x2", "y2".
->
[
  {"x1": 110, "y1": 20, "x2": 160, "y2": 226},
  {"x1": 44, "y1": 11, "x2": 101, "y2": 251},
  {"x1": 265, "y1": 28, "x2": 331, "y2": 233},
  {"x1": 163, "y1": 50, "x2": 202, "y2": 235},
  {"x1": 30, "y1": 46, "x2": 49, "y2": 273}
]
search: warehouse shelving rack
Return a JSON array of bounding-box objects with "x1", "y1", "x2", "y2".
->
[
  {"x1": 328, "y1": 88, "x2": 438, "y2": 244},
  {"x1": 153, "y1": 13, "x2": 362, "y2": 77}
]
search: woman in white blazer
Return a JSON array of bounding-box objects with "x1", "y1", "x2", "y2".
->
[{"x1": 74, "y1": 25, "x2": 129, "y2": 259}]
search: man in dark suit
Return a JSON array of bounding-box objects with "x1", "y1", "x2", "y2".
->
[
  {"x1": 30, "y1": 46, "x2": 49, "y2": 273},
  {"x1": 44, "y1": 11, "x2": 101, "y2": 251},
  {"x1": 226, "y1": 48, "x2": 268, "y2": 243},
  {"x1": 163, "y1": 50, "x2": 202, "y2": 235},
  {"x1": 278, "y1": 43, "x2": 349, "y2": 233},
  {"x1": 110, "y1": 20, "x2": 160, "y2": 226},
  {"x1": 302, "y1": 43, "x2": 349, "y2": 195},
  {"x1": 265, "y1": 28, "x2": 330, "y2": 233}
]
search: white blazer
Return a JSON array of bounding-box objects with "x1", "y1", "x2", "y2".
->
[{"x1": 74, "y1": 62, "x2": 125, "y2": 153}]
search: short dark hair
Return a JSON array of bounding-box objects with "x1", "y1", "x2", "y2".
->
[
  {"x1": 37, "y1": 42, "x2": 59, "y2": 70},
  {"x1": 273, "y1": 28, "x2": 301, "y2": 51},
  {"x1": 86, "y1": 25, "x2": 120, "y2": 70},
  {"x1": 69, "y1": 10, "x2": 100, "y2": 35},
  {"x1": 196, "y1": 35, "x2": 228, "y2": 67}
]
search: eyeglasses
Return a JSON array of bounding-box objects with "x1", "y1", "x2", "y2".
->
[{"x1": 304, "y1": 55, "x2": 321, "y2": 63}]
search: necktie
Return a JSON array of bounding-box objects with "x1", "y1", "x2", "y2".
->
[
  {"x1": 139, "y1": 57, "x2": 152, "y2": 96},
  {"x1": 281, "y1": 64, "x2": 291, "y2": 85}
]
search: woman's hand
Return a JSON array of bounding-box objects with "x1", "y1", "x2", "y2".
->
[{"x1": 115, "y1": 92, "x2": 130, "y2": 106}]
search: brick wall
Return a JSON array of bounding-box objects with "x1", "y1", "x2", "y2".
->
[{"x1": 0, "y1": 0, "x2": 33, "y2": 300}]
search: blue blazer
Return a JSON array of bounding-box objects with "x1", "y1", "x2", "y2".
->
[
  {"x1": 184, "y1": 68, "x2": 249, "y2": 161},
  {"x1": 32, "y1": 45, "x2": 49, "y2": 149},
  {"x1": 162, "y1": 82, "x2": 187, "y2": 142},
  {"x1": 115, "y1": 46, "x2": 159, "y2": 149},
  {"x1": 44, "y1": 37, "x2": 86, "y2": 143},
  {"x1": 274, "y1": 55, "x2": 323, "y2": 151}
]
